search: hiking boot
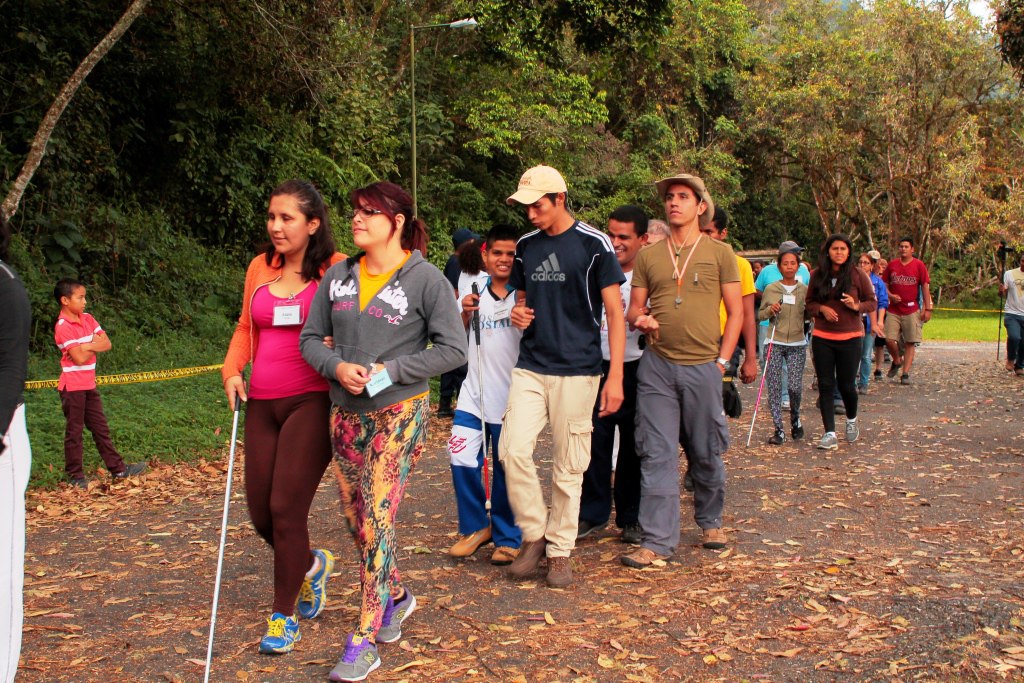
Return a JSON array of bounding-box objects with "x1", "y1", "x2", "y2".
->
[
  {"x1": 490, "y1": 546, "x2": 519, "y2": 566},
  {"x1": 702, "y1": 528, "x2": 727, "y2": 549},
  {"x1": 376, "y1": 588, "x2": 416, "y2": 644},
  {"x1": 507, "y1": 538, "x2": 546, "y2": 579},
  {"x1": 576, "y1": 520, "x2": 605, "y2": 540},
  {"x1": 683, "y1": 470, "x2": 694, "y2": 492},
  {"x1": 846, "y1": 419, "x2": 860, "y2": 443},
  {"x1": 887, "y1": 361, "x2": 902, "y2": 378},
  {"x1": 546, "y1": 556, "x2": 573, "y2": 588},
  {"x1": 817, "y1": 433, "x2": 839, "y2": 450},
  {"x1": 258, "y1": 613, "x2": 300, "y2": 655},
  {"x1": 900, "y1": 373, "x2": 911, "y2": 385},
  {"x1": 448, "y1": 527, "x2": 491, "y2": 558},
  {"x1": 620, "y1": 547, "x2": 670, "y2": 568},
  {"x1": 620, "y1": 524, "x2": 642, "y2": 545},
  {"x1": 113, "y1": 462, "x2": 148, "y2": 479},
  {"x1": 791, "y1": 418, "x2": 804, "y2": 440},
  {"x1": 768, "y1": 429, "x2": 785, "y2": 445},
  {"x1": 297, "y1": 548, "x2": 335, "y2": 619},
  {"x1": 329, "y1": 634, "x2": 380, "y2": 682}
]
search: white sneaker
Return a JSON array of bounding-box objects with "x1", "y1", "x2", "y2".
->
[
  {"x1": 817, "y1": 432, "x2": 839, "y2": 450},
  {"x1": 846, "y1": 420, "x2": 860, "y2": 442}
]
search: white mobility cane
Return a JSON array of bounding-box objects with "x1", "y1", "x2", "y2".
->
[
  {"x1": 204, "y1": 387, "x2": 243, "y2": 683},
  {"x1": 471, "y1": 282, "x2": 491, "y2": 510},
  {"x1": 746, "y1": 318, "x2": 778, "y2": 447}
]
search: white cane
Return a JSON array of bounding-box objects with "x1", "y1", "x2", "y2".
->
[
  {"x1": 471, "y1": 282, "x2": 491, "y2": 510},
  {"x1": 204, "y1": 389, "x2": 243, "y2": 683},
  {"x1": 746, "y1": 318, "x2": 778, "y2": 447}
]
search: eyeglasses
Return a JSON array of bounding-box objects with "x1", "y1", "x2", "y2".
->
[{"x1": 347, "y1": 207, "x2": 383, "y2": 220}]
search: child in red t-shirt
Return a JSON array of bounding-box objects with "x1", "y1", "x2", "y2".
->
[{"x1": 53, "y1": 279, "x2": 146, "y2": 487}]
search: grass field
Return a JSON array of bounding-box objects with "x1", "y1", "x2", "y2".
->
[{"x1": 924, "y1": 307, "x2": 1003, "y2": 342}]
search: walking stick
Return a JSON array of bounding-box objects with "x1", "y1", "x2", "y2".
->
[
  {"x1": 997, "y1": 242, "x2": 1008, "y2": 362},
  {"x1": 204, "y1": 387, "x2": 243, "y2": 683},
  {"x1": 471, "y1": 282, "x2": 491, "y2": 510},
  {"x1": 746, "y1": 319, "x2": 778, "y2": 447}
]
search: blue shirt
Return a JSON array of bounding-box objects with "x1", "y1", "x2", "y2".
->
[
  {"x1": 755, "y1": 262, "x2": 811, "y2": 327},
  {"x1": 865, "y1": 271, "x2": 889, "y2": 333},
  {"x1": 509, "y1": 221, "x2": 625, "y2": 376}
]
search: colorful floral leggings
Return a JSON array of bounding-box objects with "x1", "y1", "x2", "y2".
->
[
  {"x1": 330, "y1": 395, "x2": 428, "y2": 641},
  {"x1": 765, "y1": 343, "x2": 806, "y2": 432}
]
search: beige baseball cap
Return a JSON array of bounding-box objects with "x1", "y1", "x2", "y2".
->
[
  {"x1": 654, "y1": 172, "x2": 715, "y2": 227},
  {"x1": 506, "y1": 165, "x2": 568, "y2": 205}
]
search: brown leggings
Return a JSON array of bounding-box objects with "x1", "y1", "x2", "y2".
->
[{"x1": 244, "y1": 391, "x2": 332, "y2": 615}]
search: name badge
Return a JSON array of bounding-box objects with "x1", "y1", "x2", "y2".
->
[
  {"x1": 273, "y1": 302, "x2": 303, "y2": 327},
  {"x1": 782, "y1": 294, "x2": 796, "y2": 305},
  {"x1": 365, "y1": 367, "x2": 393, "y2": 397},
  {"x1": 492, "y1": 298, "x2": 512, "y2": 321}
]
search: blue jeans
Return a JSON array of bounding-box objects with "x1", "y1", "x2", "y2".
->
[
  {"x1": 1006, "y1": 313, "x2": 1024, "y2": 369},
  {"x1": 858, "y1": 333, "x2": 875, "y2": 388},
  {"x1": 450, "y1": 417, "x2": 521, "y2": 548}
]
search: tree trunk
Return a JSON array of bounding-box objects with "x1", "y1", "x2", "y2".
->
[{"x1": 0, "y1": 0, "x2": 151, "y2": 221}]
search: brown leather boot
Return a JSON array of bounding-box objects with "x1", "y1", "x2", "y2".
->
[
  {"x1": 546, "y1": 556, "x2": 573, "y2": 588},
  {"x1": 507, "y1": 538, "x2": 546, "y2": 578}
]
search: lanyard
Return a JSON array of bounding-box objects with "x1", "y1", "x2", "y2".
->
[{"x1": 666, "y1": 234, "x2": 703, "y2": 307}]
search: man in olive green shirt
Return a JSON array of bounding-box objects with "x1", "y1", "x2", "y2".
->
[{"x1": 621, "y1": 172, "x2": 743, "y2": 567}]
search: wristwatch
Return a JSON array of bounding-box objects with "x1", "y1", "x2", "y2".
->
[{"x1": 716, "y1": 357, "x2": 729, "y2": 369}]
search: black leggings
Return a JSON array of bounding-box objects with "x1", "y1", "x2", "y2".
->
[
  {"x1": 811, "y1": 336, "x2": 861, "y2": 433},
  {"x1": 244, "y1": 391, "x2": 333, "y2": 614}
]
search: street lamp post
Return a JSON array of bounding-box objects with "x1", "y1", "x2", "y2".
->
[{"x1": 410, "y1": 17, "x2": 477, "y2": 219}]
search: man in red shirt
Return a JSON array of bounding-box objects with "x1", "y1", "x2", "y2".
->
[{"x1": 881, "y1": 237, "x2": 933, "y2": 385}]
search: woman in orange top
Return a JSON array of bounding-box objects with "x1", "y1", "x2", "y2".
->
[
  {"x1": 222, "y1": 179, "x2": 345, "y2": 654},
  {"x1": 805, "y1": 233, "x2": 876, "y2": 451}
]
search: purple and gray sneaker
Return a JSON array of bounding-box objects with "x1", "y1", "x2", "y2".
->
[
  {"x1": 376, "y1": 589, "x2": 417, "y2": 644},
  {"x1": 328, "y1": 633, "x2": 380, "y2": 682}
]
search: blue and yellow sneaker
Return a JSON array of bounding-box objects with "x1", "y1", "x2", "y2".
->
[
  {"x1": 297, "y1": 548, "x2": 335, "y2": 620},
  {"x1": 259, "y1": 612, "x2": 300, "y2": 655}
]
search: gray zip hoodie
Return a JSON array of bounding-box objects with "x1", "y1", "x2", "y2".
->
[{"x1": 300, "y1": 250, "x2": 467, "y2": 411}]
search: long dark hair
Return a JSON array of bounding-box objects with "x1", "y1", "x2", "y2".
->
[
  {"x1": 263, "y1": 179, "x2": 337, "y2": 281},
  {"x1": 350, "y1": 182, "x2": 429, "y2": 256},
  {"x1": 811, "y1": 233, "x2": 855, "y2": 301}
]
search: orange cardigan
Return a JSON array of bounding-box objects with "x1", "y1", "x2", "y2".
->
[{"x1": 221, "y1": 252, "x2": 345, "y2": 384}]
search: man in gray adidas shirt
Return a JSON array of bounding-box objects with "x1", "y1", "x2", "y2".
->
[{"x1": 499, "y1": 165, "x2": 626, "y2": 588}]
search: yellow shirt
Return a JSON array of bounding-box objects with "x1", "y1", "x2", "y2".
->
[
  {"x1": 359, "y1": 252, "x2": 410, "y2": 311},
  {"x1": 632, "y1": 237, "x2": 740, "y2": 365},
  {"x1": 719, "y1": 254, "x2": 755, "y2": 335}
]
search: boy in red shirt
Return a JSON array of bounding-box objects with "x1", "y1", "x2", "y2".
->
[
  {"x1": 881, "y1": 237, "x2": 933, "y2": 385},
  {"x1": 53, "y1": 279, "x2": 146, "y2": 487}
]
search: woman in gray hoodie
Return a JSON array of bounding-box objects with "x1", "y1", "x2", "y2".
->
[{"x1": 300, "y1": 181, "x2": 466, "y2": 682}]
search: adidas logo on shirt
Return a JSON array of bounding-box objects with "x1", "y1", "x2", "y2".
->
[{"x1": 530, "y1": 253, "x2": 566, "y2": 282}]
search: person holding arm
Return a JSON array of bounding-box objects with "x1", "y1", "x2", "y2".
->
[
  {"x1": 300, "y1": 181, "x2": 466, "y2": 683},
  {"x1": 805, "y1": 234, "x2": 876, "y2": 450},
  {"x1": 221, "y1": 180, "x2": 344, "y2": 655},
  {"x1": 622, "y1": 172, "x2": 741, "y2": 566}
]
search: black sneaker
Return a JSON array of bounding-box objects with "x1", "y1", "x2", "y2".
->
[
  {"x1": 620, "y1": 524, "x2": 642, "y2": 545},
  {"x1": 683, "y1": 471, "x2": 694, "y2": 492},
  {"x1": 576, "y1": 519, "x2": 605, "y2": 540},
  {"x1": 70, "y1": 478, "x2": 88, "y2": 489},
  {"x1": 791, "y1": 419, "x2": 804, "y2": 440},
  {"x1": 873, "y1": 370, "x2": 883, "y2": 379},
  {"x1": 887, "y1": 361, "x2": 901, "y2": 378},
  {"x1": 833, "y1": 402, "x2": 846, "y2": 416},
  {"x1": 768, "y1": 429, "x2": 785, "y2": 445},
  {"x1": 113, "y1": 462, "x2": 148, "y2": 479},
  {"x1": 900, "y1": 373, "x2": 911, "y2": 385}
]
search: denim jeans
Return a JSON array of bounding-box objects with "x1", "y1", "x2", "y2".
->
[
  {"x1": 1006, "y1": 313, "x2": 1024, "y2": 369},
  {"x1": 858, "y1": 332, "x2": 875, "y2": 388}
]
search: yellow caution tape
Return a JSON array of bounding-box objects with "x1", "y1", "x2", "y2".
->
[
  {"x1": 932, "y1": 307, "x2": 1002, "y2": 313},
  {"x1": 25, "y1": 363, "x2": 223, "y2": 391}
]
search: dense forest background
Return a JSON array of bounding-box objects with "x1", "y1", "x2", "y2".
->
[{"x1": 3, "y1": 0, "x2": 1023, "y2": 356}]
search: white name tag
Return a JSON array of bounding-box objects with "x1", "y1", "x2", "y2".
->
[
  {"x1": 273, "y1": 303, "x2": 303, "y2": 326},
  {"x1": 492, "y1": 299, "x2": 512, "y2": 321},
  {"x1": 365, "y1": 367, "x2": 393, "y2": 397},
  {"x1": 782, "y1": 294, "x2": 796, "y2": 305}
]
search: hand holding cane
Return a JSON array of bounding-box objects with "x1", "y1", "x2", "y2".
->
[
  {"x1": 204, "y1": 380, "x2": 243, "y2": 683},
  {"x1": 471, "y1": 282, "x2": 491, "y2": 510},
  {"x1": 746, "y1": 316, "x2": 778, "y2": 447}
]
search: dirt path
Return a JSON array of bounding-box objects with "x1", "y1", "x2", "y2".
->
[{"x1": 17, "y1": 342, "x2": 1024, "y2": 682}]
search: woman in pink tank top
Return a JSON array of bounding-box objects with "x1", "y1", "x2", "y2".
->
[{"x1": 221, "y1": 179, "x2": 345, "y2": 655}]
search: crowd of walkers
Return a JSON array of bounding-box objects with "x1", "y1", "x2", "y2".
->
[{"x1": 0, "y1": 164, "x2": 985, "y2": 683}]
